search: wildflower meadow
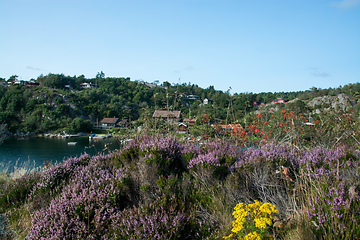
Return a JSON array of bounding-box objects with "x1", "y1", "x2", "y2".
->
[{"x1": 1, "y1": 116, "x2": 360, "y2": 239}]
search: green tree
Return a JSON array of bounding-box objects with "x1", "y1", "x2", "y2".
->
[
  {"x1": 0, "y1": 124, "x2": 8, "y2": 144},
  {"x1": 133, "y1": 92, "x2": 142, "y2": 104},
  {"x1": 96, "y1": 71, "x2": 105, "y2": 79},
  {"x1": 7, "y1": 75, "x2": 18, "y2": 82},
  {"x1": 70, "y1": 118, "x2": 93, "y2": 133},
  {"x1": 23, "y1": 110, "x2": 42, "y2": 133},
  {"x1": 26, "y1": 98, "x2": 37, "y2": 112}
]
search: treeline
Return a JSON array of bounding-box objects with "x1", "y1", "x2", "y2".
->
[{"x1": 0, "y1": 73, "x2": 359, "y2": 134}]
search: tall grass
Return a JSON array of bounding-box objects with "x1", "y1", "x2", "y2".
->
[
  {"x1": 0, "y1": 159, "x2": 44, "y2": 239},
  {"x1": 0, "y1": 158, "x2": 42, "y2": 180}
]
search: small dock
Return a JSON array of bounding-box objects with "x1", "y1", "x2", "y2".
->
[{"x1": 62, "y1": 133, "x2": 87, "y2": 138}]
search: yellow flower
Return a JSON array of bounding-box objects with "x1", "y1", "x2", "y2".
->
[
  {"x1": 243, "y1": 231, "x2": 261, "y2": 240},
  {"x1": 254, "y1": 217, "x2": 272, "y2": 229},
  {"x1": 259, "y1": 202, "x2": 278, "y2": 217},
  {"x1": 247, "y1": 200, "x2": 262, "y2": 218},
  {"x1": 223, "y1": 233, "x2": 233, "y2": 239},
  {"x1": 227, "y1": 201, "x2": 278, "y2": 239},
  {"x1": 231, "y1": 218, "x2": 244, "y2": 233}
]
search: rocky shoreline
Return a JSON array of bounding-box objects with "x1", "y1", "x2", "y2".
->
[{"x1": 4, "y1": 131, "x2": 90, "y2": 139}]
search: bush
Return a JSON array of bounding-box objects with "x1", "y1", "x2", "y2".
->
[
  {"x1": 0, "y1": 172, "x2": 40, "y2": 212},
  {"x1": 2, "y1": 135, "x2": 360, "y2": 239},
  {"x1": 223, "y1": 200, "x2": 277, "y2": 239}
]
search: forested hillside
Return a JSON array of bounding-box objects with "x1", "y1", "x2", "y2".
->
[{"x1": 0, "y1": 73, "x2": 359, "y2": 134}]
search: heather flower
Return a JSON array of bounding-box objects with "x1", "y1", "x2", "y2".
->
[
  {"x1": 234, "y1": 144, "x2": 297, "y2": 170},
  {"x1": 121, "y1": 134, "x2": 185, "y2": 176},
  {"x1": 12, "y1": 136, "x2": 358, "y2": 239},
  {"x1": 29, "y1": 154, "x2": 129, "y2": 239},
  {"x1": 187, "y1": 140, "x2": 242, "y2": 177},
  {"x1": 29, "y1": 153, "x2": 91, "y2": 199},
  {"x1": 110, "y1": 204, "x2": 188, "y2": 239}
]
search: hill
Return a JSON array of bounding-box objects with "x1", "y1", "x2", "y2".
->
[{"x1": 0, "y1": 73, "x2": 359, "y2": 136}]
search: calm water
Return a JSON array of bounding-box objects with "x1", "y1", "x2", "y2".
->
[{"x1": 0, "y1": 136, "x2": 122, "y2": 171}]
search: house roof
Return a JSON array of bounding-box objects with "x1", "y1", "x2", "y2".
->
[
  {"x1": 273, "y1": 98, "x2": 288, "y2": 102},
  {"x1": 118, "y1": 119, "x2": 127, "y2": 125},
  {"x1": 183, "y1": 118, "x2": 196, "y2": 122},
  {"x1": 152, "y1": 110, "x2": 181, "y2": 118},
  {"x1": 101, "y1": 118, "x2": 119, "y2": 124},
  {"x1": 214, "y1": 124, "x2": 242, "y2": 130}
]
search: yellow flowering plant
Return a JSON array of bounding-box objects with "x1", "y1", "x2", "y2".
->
[{"x1": 224, "y1": 200, "x2": 277, "y2": 240}]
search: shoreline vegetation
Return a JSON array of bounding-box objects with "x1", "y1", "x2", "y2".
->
[{"x1": 5, "y1": 132, "x2": 90, "y2": 139}]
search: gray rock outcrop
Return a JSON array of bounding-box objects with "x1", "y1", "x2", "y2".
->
[{"x1": 307, "y1": 94, "x2": 356, "y2": 112}]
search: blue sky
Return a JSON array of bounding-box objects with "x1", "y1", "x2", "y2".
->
[{"x1": 1, "y1": 0, "x2": 359, "y2": 94}]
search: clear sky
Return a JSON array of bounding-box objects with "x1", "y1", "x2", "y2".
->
[{"x1": 1, "y1": 0, "x2": 359, "y2": 94}]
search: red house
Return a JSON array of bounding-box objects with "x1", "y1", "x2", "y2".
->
[
  {"x1": 178, "y1": 123, "x2": 188, "y2": 133},
  {"x1": 183, "y1": 118, "x2": 196, "y2": 126},
  {"x1": 272, "y1": 98, "x2": 289, "y2": 104}
]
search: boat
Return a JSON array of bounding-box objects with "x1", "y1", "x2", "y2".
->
[{"x1": 89, "y1": 134, "x2": 108, "y2": 139}]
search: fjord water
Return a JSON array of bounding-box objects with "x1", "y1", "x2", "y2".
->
[{"x1": 0, "y1": 136, "x2": 121, "y2": 172}]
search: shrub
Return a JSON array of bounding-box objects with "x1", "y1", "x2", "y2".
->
[
  {"x1": 29, "y1": 156, "x2": 129, "y2": 239},
  {"x1": 0, "y1": 172, "x2": 40, "y2": 212},
  {"x1": 224, "y1": 200, "x2": 278, "y2": 239},
  {"x1": 29, "y1": 153, "x2": 91, "y2": 199},
  {"x1": 2, "y1": 135, "x2": 360, "y2": 239}
]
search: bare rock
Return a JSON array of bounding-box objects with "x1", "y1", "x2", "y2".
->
[{"x1": 307, "y1": 94, "x2": 356, "y2": 112}]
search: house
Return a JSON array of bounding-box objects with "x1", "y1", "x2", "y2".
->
[
  {"x1": 65, "y1": 84, "x2": 73, "y2": 90},
  {"x1": 152, "y1": 110, "x2": 181, "y2": 122},
  {"x1": 13, "y1": 80, "x2": 28, "y2": 85},
  {"x1": 272, "y1": 98, "x2": 289, "y2": 104},
  {"x1": 203, "y1": 98, "x2": 213, "y2": 105},
  {"x1": 183, "y1": 118, "x2": 196, "y2": 126},
  {"x1": 184, "y1": 95, "x2": 200, "y2": 101},
  {"x1": 212, "y1": 124, "x2": 242, "y2": 136},
  {"x1": 12, "y1": 80, "x2": 39, "y2": 86},
  {"x1": 117, "y1": 119, "x2": 128, "y2": 128},
  {"x1": 177, "y1": 123, "x2": 188, "y2": 133},
  {"x1": 80, "y1": 82, "x2": 96, "y2": 88},
  {"x1": 100, "y1": 118, "x2": 120, "y2": 128},
  {"x1": 29, "y1": 80, "x2": 39, "y2": 86}
]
